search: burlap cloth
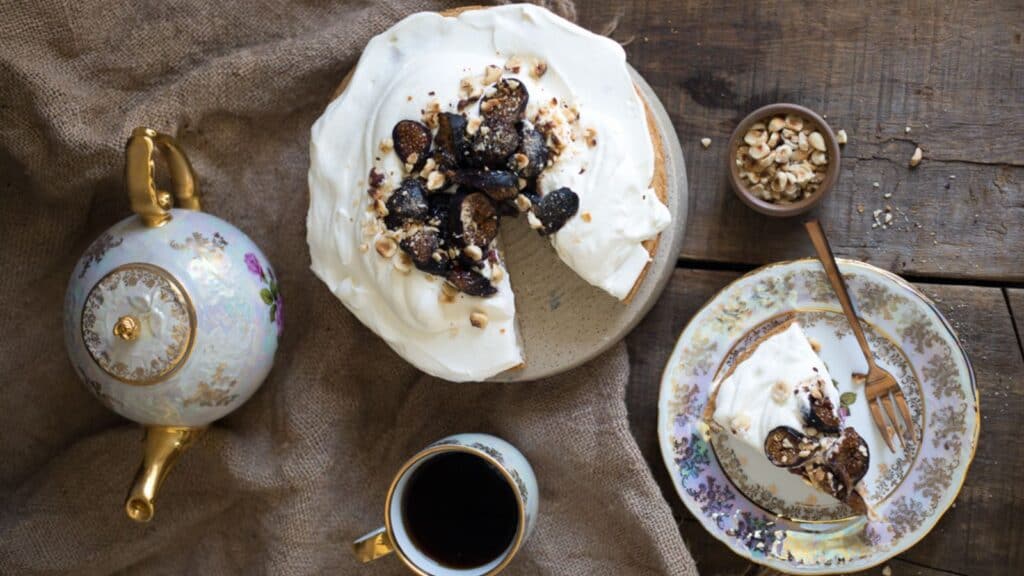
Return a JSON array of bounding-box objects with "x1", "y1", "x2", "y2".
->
[{"x1": 0, "y1": 1, "x2": 697, "y2": 574}]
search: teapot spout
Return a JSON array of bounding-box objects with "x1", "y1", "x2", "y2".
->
[{"x1": 125, "y1": 426, "x2": 204, "y2": 522}]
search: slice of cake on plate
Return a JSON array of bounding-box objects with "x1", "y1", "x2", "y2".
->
[
  {"x1": 704, "y1": 321, "x2": 872, "y2": 514},
  {"x1": 307, "y1": 4, "x2": 671, "y2": 381}
]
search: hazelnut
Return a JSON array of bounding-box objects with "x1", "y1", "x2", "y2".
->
[
  {"x1": 470, "y1": 311, "x2": 489, "y2": 329},
  {"x1": 375, "y1": 237, "x2": 397, "y2": 259}
]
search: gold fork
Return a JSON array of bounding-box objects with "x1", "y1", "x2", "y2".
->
[{"x1": 805, "y1": 220, "x2": 915, "y2": 452}]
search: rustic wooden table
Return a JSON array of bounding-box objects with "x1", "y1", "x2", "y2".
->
[{"x1": 568, "y1": 2, "x2": 1024, "y2": 575}]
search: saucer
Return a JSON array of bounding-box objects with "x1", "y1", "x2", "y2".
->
[{"x1": 657, "y1": 258, "x2": 978, "y2": 573}]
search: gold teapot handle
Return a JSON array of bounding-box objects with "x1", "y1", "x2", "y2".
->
[{"x1": 125, "y1": 127, "x2": 201, "y2": 228}]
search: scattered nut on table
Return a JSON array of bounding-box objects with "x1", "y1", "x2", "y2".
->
[
  {"x1": 735, "y1": 113, "x2": 829, "y2": 204},
  {"x1": 700, "y1": 137, "x2": 712, "y2": 149},
  {"x1": 910, "y1": 146, "x2": 923, "y2": 167}
]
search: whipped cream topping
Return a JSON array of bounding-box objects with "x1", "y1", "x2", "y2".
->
[
  {"x1": 307, "y1": 4, "x2": 669, "y2": 381},
  {"x1": 710, "y1": 323, "x2": 841, "y2": 450}
]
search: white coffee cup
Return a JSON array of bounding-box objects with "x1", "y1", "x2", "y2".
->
[{"x1": 353, "y1": 433, "x2": 538, "y2": 575}]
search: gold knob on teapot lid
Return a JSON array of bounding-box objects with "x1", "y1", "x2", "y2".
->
[{"x1": 113, "y1": 315, "x2": 140, "y2": 341}]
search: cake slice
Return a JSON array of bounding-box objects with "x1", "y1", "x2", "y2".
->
[{"x1": 705, "y1": 321, "x2": 872, "y2": 514}]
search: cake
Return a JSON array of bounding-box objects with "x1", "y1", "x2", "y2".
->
[
  {"x1": 705, "y1": 321, "x2": 872, "y2": 515},
  {"x1": 307, "y1": 4, "x2": 672, "y2": 381}
]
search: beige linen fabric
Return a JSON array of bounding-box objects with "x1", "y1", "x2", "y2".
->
[{"x1": 0, "y1": 1, "x2": 697, "y2": 574}]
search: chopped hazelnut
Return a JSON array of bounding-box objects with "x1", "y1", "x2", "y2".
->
[
  {"x1": 470, "y1": 311, "x2": 489, "y2": 329},
  {"x1": 426, "y1": 171, "x2": 446, "y2": 191},
  {"x1": 419, "y1": 158, "x2": 437, "y2": 179},
  {"x1": 483, "y1": 64, "x2": 502, "y2": 84},
  {"x1": 581, "y1": 211, "x2": 592, "y2": 223},
  {"x1": 375, "y1": 237, "x2": 397, "y2": 259},
  {"x1": 514, "y1": 194, "x2": 532, "y2": 212},
  {"x1": 730, "y1": 413, "x2": 752, "y2": 433},
  {"x1": 504, "y1": 55, "x2": 522, "y2": 73},
  {"x1": 463, "y1": 244, "x2": 483, "y2": 261},
  {"x1": 440, "y1": 282, "x2": 458, "y2": 303},
  {"x1": 393, "y1": 252, "x2": 412, "y2": 273},
  {"x1": 910, "y1": 146, "x2": 923, "y2": 167},
  {"x1": 379, "y1": 138, "x2": 394, "y2": 153},
  {"x1": 531, "y1": 60, "x2": 548, "y2": 79}
]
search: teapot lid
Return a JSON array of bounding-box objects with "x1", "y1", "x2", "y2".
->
[{"x1": 81, "y1": 262, "x2": 196, "y2": 385}]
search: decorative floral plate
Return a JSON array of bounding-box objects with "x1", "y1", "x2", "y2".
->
[{"x1": 657, "y1": 258, "x2": 978, "y2": 573}]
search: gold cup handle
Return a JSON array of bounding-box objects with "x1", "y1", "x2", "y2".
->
[
  {"x1": 125, "y1": 426, "x2": 205, "y2": 522},
  {"x1": 353, "y1": 527, "x2": 395, "y2": 563},
  {"x1": 125, "y1": 127, "x2": 201, "y2": 228}
]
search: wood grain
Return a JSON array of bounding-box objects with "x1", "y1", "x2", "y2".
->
[
  {"x1": 575, "y1": 0, "x2": 1024, "y2": 282},
  {"x1": 626, "y1": 269, "x2": 1024, "y2": 575},
  {"x1": 1008, "y1": 288, "x2": 1024, "y2": 359}
]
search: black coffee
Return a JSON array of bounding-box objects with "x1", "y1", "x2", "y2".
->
[{"x1": 401, "y1": 451, "x2": 519, "y2": 568}]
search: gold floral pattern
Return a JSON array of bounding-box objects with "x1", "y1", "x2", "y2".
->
[
  {"x1": 921, "y1": 351, "x2": 966, "y2": 401},
  {"x1": 885, "y1": 496, "x2": 929, "y2": 540},
  {"x1": 170, "y1": 231, "x2": 228, "y2": 253},
  {"x1": 667, "y1": 382, "x2": 701, "y2": 423},
  {"x1": 182, "y1": 364, "x2": 239, "y2": 407},
  {"x1": 913, "y1": 457, "x2": 957, "y2": 508},
  {"x1": 930, "y1": 403, "x2": 968, "y2": 453},
  {"x1": 77, "y1": 232, "x2": 123, "y2": 279},
  {"x1": 680, "y1": 333, "x2": 718, "y2": 377},
  {"x1": 900, "y1": 310, "x2": 944, "y2": 354}
]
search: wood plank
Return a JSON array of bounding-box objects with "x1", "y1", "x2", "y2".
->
[
  {"x1": 1008, "y1": 288, "x2": 1024, "y2": 359},
  {"x1": 575, "y1": 0, "x2": 1024, "y2": 282},
  {"x1": 626, "y1": 268, "x2": 1024, "y2": 574}
]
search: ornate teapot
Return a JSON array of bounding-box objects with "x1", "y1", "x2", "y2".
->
[{"x1": 64, "y1": 128, "x2": 280, "y2": 522}]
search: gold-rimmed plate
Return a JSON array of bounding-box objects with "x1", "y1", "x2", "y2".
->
[{"x1": 657, "y1": 258, "x2": 978, "y2": 573}]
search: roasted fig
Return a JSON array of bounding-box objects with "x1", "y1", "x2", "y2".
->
[
  {"x1": 384, "y1": 178, "x2": 430, "y2": 230},
  {"x1": 446, "y1": 268, "x2": 497, "y2": 297},
  {"x1": 426, "y1": 192, "x2": 453, "y2": 230},
  {"x1": 451, "y1": 169, "x2": 519, "y2": 201},
  {"x1": 804, "y1": 392, "x2": 841, "y2": 433},
  {"x1": 448, "y1": 191, "x2": 498, "y2": 248},
  {"x1": 400, "y1": 229, "x2": 449, "y2": 276},
  {"x1": 509, "y1": 123, "x2": 548, "y2": 179},
  {"x1": 764, "y1": 426, "x2": 818, "y2": 468},
  {"x1": 433, "y1": 112, "x2": 470, "y2": 169},
  {"x1": 392, "y1": 120, "x2": 431, "y2": 167},
  {"x1": 828, "y1": 427, "x2": 870, "y2": 486},
  {"x1": 480, "y1": 79, "x2": 529, "y2": 122},
  {"x1": 469, "y1": 119, "x2": 521, "y2": 168},
  {"x1": 532, "y1": 187, "x2": 579, "y2": 235}
]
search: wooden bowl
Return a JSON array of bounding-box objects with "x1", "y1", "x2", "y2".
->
[{"x1": 727, "y1": 103, "x2": 840, "y2": 217}]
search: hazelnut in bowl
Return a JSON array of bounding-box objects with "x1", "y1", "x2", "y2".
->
[{"x1": 728, "y1": 103, "x2": 840, "y2": 217}]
